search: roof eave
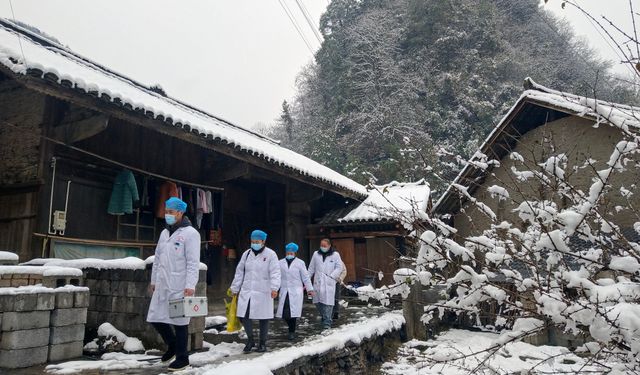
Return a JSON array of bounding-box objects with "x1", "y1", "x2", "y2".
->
[{"x1": 3, "y1": 66, "x2": 367, "y2": 200}]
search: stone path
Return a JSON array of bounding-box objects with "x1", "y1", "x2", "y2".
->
[{"x1": 9, "y1": 297, "x2": 392, "y2": 375}]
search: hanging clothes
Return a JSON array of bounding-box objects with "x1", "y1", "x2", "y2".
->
[
  {"x1": 108, "y1": 169, "x2": 140, "y2": 215},
  {"x1": 196, "y1": 188, "x2": 208, "y2": 227},
  {"x1": 155, "y1": 181, "x2": 179, "y2": 218},
  {"x1": 205, "y1": 190, "x2": 213, "y2": 214},
  {"x1": 141, "y1": 176, "x2": 150, "y2": 208}
]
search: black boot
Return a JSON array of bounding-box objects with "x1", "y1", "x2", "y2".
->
[
  {"x1": 161, "y1": 349, "x2": 176, "y2": 363},
  {"x1": 257, "y1": 341, "x2": 267, "y2": 352},
  {"x1": 167, "y1": 357, "x2": 189, "y2": 372},
  {"x1": 243, "y1": 339, "x2": 255, "y2": 353},
  {"x1": 287, "y1": 332, "x2": 295, "y2": 341}
]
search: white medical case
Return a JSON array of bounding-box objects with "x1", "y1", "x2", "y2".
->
[{"x1": 169, "y1": 296, "x2": 208, "y2": 318}]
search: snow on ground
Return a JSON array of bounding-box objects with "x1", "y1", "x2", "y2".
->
[
  {"x1": 97, "y1": 322, "x2": 145, "y2": 353},
  {"x1": 45, "y1": 341, "x2": 245, "y2": 374},
  {"x1": 187, "y1": 311, "x2": 405, "y2": 375},
  {"x1": 45, "y1": 352, "x2": 160, "y2": 374},
  {"x1": 205, "y1": 316, "x2": 228, "y2": 328},
  {"x1": 0, "y1": 250, "x2": 18, "y2": 261},
  {"x1": 189, "y1": 342, "x2": 245, "y2": 367},
  {"x1": 381, "y1": 329, "x2": 607, "y2": 375}
]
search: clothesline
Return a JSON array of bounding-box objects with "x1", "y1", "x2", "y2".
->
[{"x1": 0, "y1": 118, "x2": 224, "y2": 192}]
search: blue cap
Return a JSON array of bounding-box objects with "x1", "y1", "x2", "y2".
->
[
  {"x1": 285, "y1": 242, "x2": 299, "y2": 253},
  {"x1": 250, "y1": 229, "x2": 267, "y2": 241},
  {"x1": 165, "y1": 197, "x2": 187, "y2": 212}
]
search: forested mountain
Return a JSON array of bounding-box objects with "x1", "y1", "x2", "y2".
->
[{"x1": 268, "y1": 0, "x2": 639, "y2": 192}]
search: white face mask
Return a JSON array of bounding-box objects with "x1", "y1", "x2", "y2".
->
[
  {"x1": 320, "y1": 246, "x2": 330, "y2": 253},
  {"x1": 165, "y1": 214, "x2": 177, "y2": 225}
]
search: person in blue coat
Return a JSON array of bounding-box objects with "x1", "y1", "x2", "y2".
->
[{"x1": 147, "y1": 197, "x2": 200, "y2": 372}]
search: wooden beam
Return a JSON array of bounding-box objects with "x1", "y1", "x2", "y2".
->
[
  {"x1": 288, "y1": 181, "x2": 324, "y2": 203},
  {"x1": 211, "y1": 162, "x2": 250, "y2": 182},
  {"x1": 51, "y1": 114, "x2": 109, "y2": 143},
  {"x1": 307, "y1": 230, "x2": 402, "y2": 239}
]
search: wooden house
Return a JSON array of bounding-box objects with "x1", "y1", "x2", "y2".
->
[
  {"x1": 309, "y1": 180, "x2": 431, "y2": 286},
  {"x1": 0, "y1": 19, "x2": 367, "y2": 292}
]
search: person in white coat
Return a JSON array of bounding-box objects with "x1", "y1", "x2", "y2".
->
[
  {"x1": 147, "y1": 197, "x2": 200, "y2": 372},
  {"x1": 275, "y1": 242, "x2": 314, "y2": 340},
  {"x1": 230, "y1": 229, "x2": 280, "y2": 353},
  {"x1": 308, "y1": 238, "x2": 344, "y2": 330}
]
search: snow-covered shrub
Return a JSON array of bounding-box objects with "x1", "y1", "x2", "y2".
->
[{"x1": 358, "y1": 99, "x2": 640, "y2": 372}]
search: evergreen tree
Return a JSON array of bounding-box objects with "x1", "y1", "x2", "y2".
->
[{"x1": 269, "y1": 0, "x2": 639, "y2": 191}]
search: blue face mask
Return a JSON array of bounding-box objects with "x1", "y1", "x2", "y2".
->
[
  {"x1": 165, "y1": 214, "x2": 177, "y2": 226},
  {"x1": 286, "y1": 255, "x2": 295, "y2": 260},
  {"x1": 251, "y1": 243, "x2": 263, "y2": 251},
  {"x1": 320, "y1": 246, "x2": 330, "y2": 253}
]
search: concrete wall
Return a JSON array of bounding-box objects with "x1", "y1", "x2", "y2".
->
[
  {"x1": 0, "y1": 287, "x2": 89, "y2": 369},
  {"x1": 82, "y1": 265, "x2": 206, "y2": 351},
  {"x1": 454, "y1": 115, "x2": 640, "y2": 239},
  {"x1": 272, "y1": 327, "x2": 403, "y2": 374}
]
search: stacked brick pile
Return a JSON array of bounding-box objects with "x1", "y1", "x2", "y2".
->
[{"x1": 0, "y1": 286, "x2": 89, "y2": 369}]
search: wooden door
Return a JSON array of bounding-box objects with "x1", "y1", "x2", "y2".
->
[
  {"x1": 331, "y1": 238, "x2": 356, "y2": 283},
  {"x1": 366, "y1": 237, "x2": 397, "y2": 285},
  {"x1": 354, "y1": 240, "x2": 368, "y2": 282}
]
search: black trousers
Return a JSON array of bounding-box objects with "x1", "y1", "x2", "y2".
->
[
  {"x1": 241, "y1": 300, "x2": 270, "y2": 343},
  {"x1": 282, "y1": 293, "x2": 297, "y2": 333},
  {"x1": 151, "y1": 322, "x2": 189, "y2": 362}
]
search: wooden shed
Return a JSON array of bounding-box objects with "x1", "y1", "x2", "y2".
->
[
  {"x1": 309, "y1": 180, "x2": 431, "y2": 286},
  {"x1": 0, "y1": 19, "x2": 366, "y2": 292}
]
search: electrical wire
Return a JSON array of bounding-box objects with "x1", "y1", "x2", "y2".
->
[
  {"x1": 294, "y1": 0, "x2": 323, "y2": 44},
  {"x1": 8, "y1": 0, "x2": 27, "y2": 65},
  {"x1": 277, "y1": 0, "x2": 316, "y2": 55}
]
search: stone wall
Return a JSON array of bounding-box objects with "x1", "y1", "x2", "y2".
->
[
  {"x1": 0, "y1": 286, "x2": 89, "y2": 369},
  {"x1": 82, "y1": 265, "x2": 206, "y2": 351},
  {"x1": 273, "y1": 328, "x2": 403, "y2": 375},
  {"x1": 0, "y1": 79, "x2": 46, "y2": 185}
]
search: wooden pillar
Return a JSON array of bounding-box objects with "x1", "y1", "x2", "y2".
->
[{"x1": 399, "y1": 258, "x2": 427, "y2": 340}]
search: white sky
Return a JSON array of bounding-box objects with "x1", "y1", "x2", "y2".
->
[
  {"x1": 542, "y1": 0, "x2": 638, "y2": 78},
  {"x1": 0, "y1": 1, "x2": 635, "y2": 130}
]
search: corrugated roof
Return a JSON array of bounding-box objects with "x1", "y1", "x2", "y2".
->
[{"x1": 0, "y1": 19, "x2": 367, "y2": 198}]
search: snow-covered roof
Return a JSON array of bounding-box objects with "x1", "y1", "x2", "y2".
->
[
  {"x1": 0, "y1": 19, "x2": 367, "y2": 198},
  {"x1": 339, "y1": 180, "x2": 430, "y2": 226},
  {"x1": 434, "y1": 78, "x2": 640, "y2": 213}
]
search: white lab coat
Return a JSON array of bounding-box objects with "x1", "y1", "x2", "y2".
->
[
  {"x1": 308, "y1": 250, "x2": 343, "y2": 306},
  {"x1": 230, "y1": 247, "x2": 281, "y2": 320},
  {"x1": 276, "y1": 258, "x2": 313, "y2": 319},
  {"x1": 147, "y1": 225, "x2": 201, "y2": 326}
]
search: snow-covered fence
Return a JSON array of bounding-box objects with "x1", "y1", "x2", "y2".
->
[{"x1": 0, "y1": 284, "x2": 89, "y2": 369}]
